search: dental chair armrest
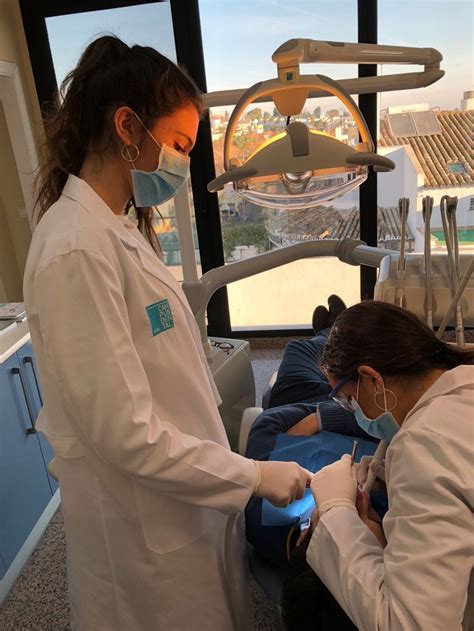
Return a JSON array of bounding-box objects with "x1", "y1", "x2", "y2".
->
[
  {"x1": 262, "y1": 371, "x2": 279, "y2": 410},
  {"x1": 239, "y1": 407, "x2": 264, "y2": 455}
]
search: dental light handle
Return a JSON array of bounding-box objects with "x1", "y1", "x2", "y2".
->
[
  {"x1": 362, "y1": 441, "x2": 388, "y2": 494},
  {"x1": 222, "y1": 74, "x2": 373, "y2": 170}
]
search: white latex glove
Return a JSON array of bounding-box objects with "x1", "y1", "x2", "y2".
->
[
  {"x1": 254, "y1": 461, "x2": 313, "y2": 508},
  {"x1": 310, "y1": 454, "x2": 357, "y2": 515},
  {"x1": 356, "y1": 455, "x2": 386, "y2": 490}
]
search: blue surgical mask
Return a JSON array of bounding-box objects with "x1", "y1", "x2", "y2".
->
[
  {"x1": 352, "y1": 376, "x2": 400, "y2": 442},
  {"x1": 352, "y1": 401, "x2": 400, "y2": 442},
  {"x1": 129, "y1": 113, "x2": 190, "y2": 207}
]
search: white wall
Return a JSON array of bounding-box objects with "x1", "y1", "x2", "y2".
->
[
  {"x1": 378, "y1": 145, "x2": 423, "y2": 248},
  {"x1": 0, "y1": 0, "x2": 42, "y2": 301},
  {"x1": 421, "y1": 186, "x2": 474, "y2": 231},
  {"x1": 377, "y1": 145, "x2": 474, "y2": 252}
]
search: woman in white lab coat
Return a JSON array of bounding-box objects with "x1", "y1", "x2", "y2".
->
[
  {"x1": 23, "y1": 36, "x2": 311, "y2": 631},
  {"x1": 306, "y1": 300, "x2": 474, "y2": 630}
]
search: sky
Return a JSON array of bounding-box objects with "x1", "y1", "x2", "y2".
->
[{"x1": 46, "y1": 0, "x2": 473, "y2": 113}]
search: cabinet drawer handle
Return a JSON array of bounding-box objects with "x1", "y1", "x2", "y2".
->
[
  {"x1": 24, "y1": 356, "x2": 43, "y2": 406},
  {"x1": 11, "y1": 367, "x2": 36, "y2": 434}
]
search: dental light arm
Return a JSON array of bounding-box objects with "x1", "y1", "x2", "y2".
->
[
  {"x1": 203, "y1": 39, "x2": 444, "y2": 109},
  {"x1": 182, "y1": 239, "x2": 395, "y2": 344}
]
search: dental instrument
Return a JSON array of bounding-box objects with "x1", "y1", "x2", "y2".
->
[
  {"x1": 396, "y1": 198, "x2": 409, "y2": 308},
  {"x1": 441, "y1": 196, "x2": 465, "y2": 347},
  {"x1": 351, "y1": 440, "x2": 359, "y2": 465},
  {"x1": 422, "y1": 196, "x2": 434, "y2": 329},
  {"x1": 436, "y1": 259, "x2": 474, "y2": 340}
]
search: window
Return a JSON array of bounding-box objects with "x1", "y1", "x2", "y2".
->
[
  {"x1": 447, "y1": 162, "x2": 467, "y2": 174},
  {"x1": 200, "y1": 0, "x2": 360, "y2": 330},
  {"x1": 46, "y1": 3, "x2": 176, "y2": 87}
]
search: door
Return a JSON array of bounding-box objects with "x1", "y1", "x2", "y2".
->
[
  {"x1": 16, "y1": 342, "x2": 58, "y2": 492},
  {"x1": 0, "y1": 353, "x2": 52, "y2": 578}
]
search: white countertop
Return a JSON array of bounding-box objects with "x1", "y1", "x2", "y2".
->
[{"x1": 0, "y1": 320, "x2": 30, "y2": 363}]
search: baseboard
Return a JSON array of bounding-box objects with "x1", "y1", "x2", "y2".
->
[{"x1": 0, "y1": 489, "x2": 61, "y2": 603}]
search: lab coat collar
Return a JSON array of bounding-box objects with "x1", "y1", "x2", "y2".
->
[
  {"x1": 62, "y1": 174, "x2": 136, "y2": 230},
  {"x1": 404, "y1": 365, "x2": 474, "y2": 428}
]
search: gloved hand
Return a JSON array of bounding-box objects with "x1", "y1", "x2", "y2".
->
[
  {"x1": 310, "y1": 454, "x2": 357, "y2": 515},
  {"x1": 356, "y1": 455, "x2": 386, "y2": 492},
  {"x1": 254, "y1": 461, "x2": 313, "y2": 508}
]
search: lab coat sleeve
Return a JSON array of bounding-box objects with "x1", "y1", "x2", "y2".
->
[
  {"x1": 306, "y1": 427, "x2": 473, "y2": 631},
  {"x1": 34, "y1": 250, "x2": 257, "y2": 513}
]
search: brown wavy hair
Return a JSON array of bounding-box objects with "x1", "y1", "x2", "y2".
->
[
  {"x1": 322, "y1": 300, "x2": 474, "y2": 380},
  {"x1": 35, "y1": 35, "x2": 202, "y2": 255}
]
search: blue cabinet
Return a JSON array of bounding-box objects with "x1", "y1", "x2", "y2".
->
[
  {"x1": 0, "y1": 351, "x2": 53, "y2": 579},
  {"x1": 16, "y1": 343, "x2": 58, "y2": 493}
]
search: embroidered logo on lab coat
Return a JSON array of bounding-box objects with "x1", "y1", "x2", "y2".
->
[{"x1": 146, "y1": 299, "x2": 174, "y2": 336}]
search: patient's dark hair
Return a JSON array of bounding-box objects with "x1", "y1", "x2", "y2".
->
[
  {"x1": 35, "y1": 35, "x2": 202, "y2": 254},
  {"x1": 321, "y1": 301, "x2": 474, "y2": 380}
]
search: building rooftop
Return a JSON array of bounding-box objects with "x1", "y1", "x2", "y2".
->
[{"x1": 379, "y1": 109, "x2": 473, "y2": 188}]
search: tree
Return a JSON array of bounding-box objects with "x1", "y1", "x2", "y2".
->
[
  {"x1": 263, "y1": 111, "x2": 271, "y2": 120},
  {"x1": 246, "y1": 107, "x2": 262, "y2": 122},
  {"x1": 313, "y1": 106, "x2": 321, "y2": 118},
  {"x1": 327, "y1": 109, "x2": 340, "y2": 119},
  {"x1": 224, "y1": 110, "x2": 230, "y2": 122},
  {"x1": 222, "y1": 223, "x2": 269, "y2": 261}
]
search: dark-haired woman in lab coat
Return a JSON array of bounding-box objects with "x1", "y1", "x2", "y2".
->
[
  {"x1": 24, "y1": 35, "x2": 311, "y2": 630},
  {"x1": 307, "y1": 301, "x2": 473, "y2": 630}
]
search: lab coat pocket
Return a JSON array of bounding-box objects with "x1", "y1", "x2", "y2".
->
[{"x1": 133, "y1": 482, "x2": 214, "y2": 555}]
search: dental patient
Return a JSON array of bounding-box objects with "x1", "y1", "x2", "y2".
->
[{"x1": 245, "y1": 295, "x2": 382, "y2": 568}]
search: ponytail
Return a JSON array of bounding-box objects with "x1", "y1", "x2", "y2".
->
[{"x1": 321, "y1": 301, "x2": 474, "y2": 380}]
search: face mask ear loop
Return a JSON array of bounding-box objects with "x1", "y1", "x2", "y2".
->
[
  {"x1": 132, "y1": 111, "x2": 162, "y2": 150},
  {"x1": 356, "y1": 374, "x2": 361, "y2": 404}
]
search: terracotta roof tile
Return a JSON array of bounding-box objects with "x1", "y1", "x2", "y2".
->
[{"x1": 379, "y1": 110, "x2": 473, "y2": 188}]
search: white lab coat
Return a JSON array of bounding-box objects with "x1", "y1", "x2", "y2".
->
[
  {"x1": 306, "y1": 365, "x2": 474, "y2": 630},
  {"x1": 23, "y1": 175, "x2": 257, "y2": 630}
]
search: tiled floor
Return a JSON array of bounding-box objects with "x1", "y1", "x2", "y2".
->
[{"x1": 0, "y1": 342, "x2": 290, "y2": 631}]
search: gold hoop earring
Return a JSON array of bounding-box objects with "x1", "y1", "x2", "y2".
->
[
  {"x1": 121, "y1": 144, "x2": 140, "y2": 163},
  {"x1": 374, "y1": 388, "x2": 398, "y2": 412}
]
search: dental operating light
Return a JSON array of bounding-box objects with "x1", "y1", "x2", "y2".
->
[{"x1": 207, "y1": 39, "x2": 444, "y2": 209}]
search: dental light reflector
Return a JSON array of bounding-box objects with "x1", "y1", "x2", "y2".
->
[{"x1": 210, "y1": 120, "x2": 391, "y2": 209}]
